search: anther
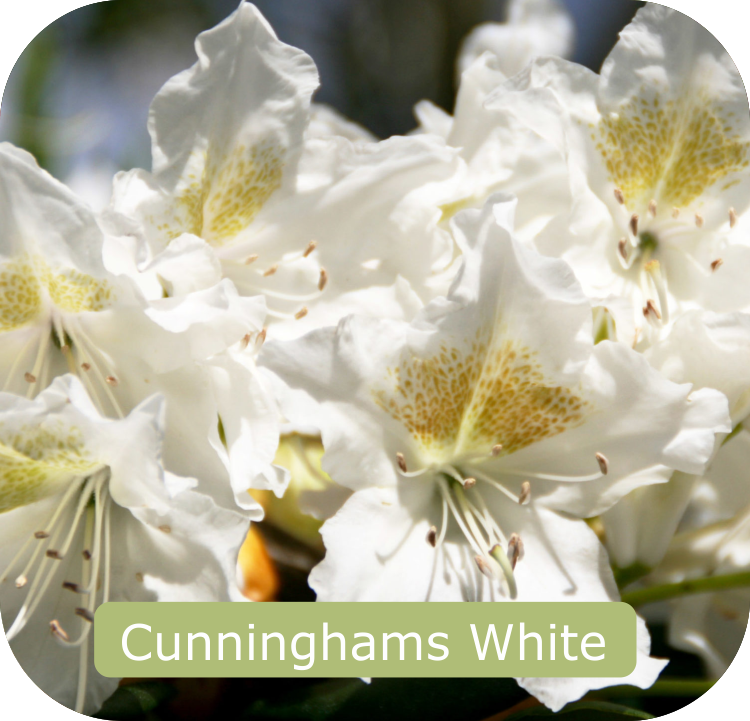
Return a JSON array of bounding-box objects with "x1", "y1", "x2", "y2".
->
[
  {"x1": 672, "y1": 207, "x2": 680, "y2": 219},
  {"x1": 695, "y1": 213, "x2": 704, "y2": 228},
  {"x1": 24, "y1": 372, "x2": 36, "y2": 383},
  {"x1": 34, "y1": 531, "x2": 49, "y2": 539},
  {"x1": 508, "y1": 533, "x2": 524, "y2": 570},
  {"x1": 426, "y1": 526, "x2": 437, "y2": 548},
  {"x1": 294, "y1": 306, "x2": 308, "y2": 320},
  {"x1": 158, "y1": 525, "x2": 172, "y2": 534},
  {"x1": 396, "y1": 452, "x2": 408, "y2": 473},
  {"x1": 648, "y1": 199, "x2": 657, "y2": 217},
  {"x1": 244, "y1": 254, "x2": 259, "y2": 265},
  {"x1": 105, "y1": 376, "x2": 118, "y2": 386},
  {"x1": 617, "y1": 239, "x2": 628, "y2": 261},
  {"x1": 474, "y1": 555, "x2": 493, "y2": 579},
  {"x1": 62, "y1": 581, "x2": 84, "y2": 594},
  {"x1": 491, "y1": 444, "x2": 503, "y2": 457},
  {"x1": 135, "y1": 572, "x2": 144, "y2": 583},
  {"x1": 45, "y1": 550, "x2": 63, "y2": 560},
  {"x1": 643, "y1": 299, "x2": 661, "y2": 321},
  {"x1": 614, "y1": 188, "x2": 624, "y2": 205},
  {"x1": 730, "y1": 207, "x2": 738, "y2": 228},
  {"x1": 82, "y1": 550, "x2": 92, "y2": 561},
  {"x1": 629, "y1": 213, "x2": 639, "y2": 236},
  {"x1": 240, "y1": 333, "x2": 251, "y2": 350},
  {"x1": 15, "y1": 576, "x2": 27, "y2": 589},
  {"x1": 462, "y1": 477, "x2": 476, "y2": 489},
  {"x1": 81, "y1": 363, "x2": 91, "y2": 372},
  {"x1": 75, "y1": 607, "x2": 95, "y2": 623},
  {"x1": 518, "y1": 481, "x2": 531, "y2": 505},
  {"x1": 50, "y1": 620, "x2": 69, "y2": 642},
  {"x1": 595, "y1": 452, "x2": 609, "y2": 475},
  {"x1": 711, "y1": 259, "x2": 724, "y2": 272},
  {"x1": 254, "y1": 328, "x2": 267, "y2": 351},
  {"x1": 303, "y1": 241, "x2": 317, "y2": 257},
  {"x1": 318, "y1": 268, "x2": 328, "y2": 291},
  {"x1": 263, "y1": 264, "x2": 279, "y2": 277}
]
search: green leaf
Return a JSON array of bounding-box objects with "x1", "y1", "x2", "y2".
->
[
  {"x1": 505, "y1": 700, "x2": 654, "y2": 720},
  {"x1": 93, "y1": 681, "x2": 177, "y2": 719},
  {"x1": 244, "y1": 678, "x2": 529, "y2": 721}
]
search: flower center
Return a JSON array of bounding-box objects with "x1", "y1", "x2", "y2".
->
[{"x1": 395, "y1": 451, "x2": 607, "y2": 600}]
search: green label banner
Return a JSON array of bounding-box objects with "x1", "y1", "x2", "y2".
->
[{"x1": 94, "y1": 602, "x2": 637, "y2": 678}]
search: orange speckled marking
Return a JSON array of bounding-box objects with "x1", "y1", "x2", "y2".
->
[
  {"x1": 594, "y1": 88, "x2": 749, "y2": 209},
  {"x1": 373, "y1": 329, "x2": 587, "y2": 462},
  {"x1": 159, "y1": 141, "x2": 284, "y2": 247}
]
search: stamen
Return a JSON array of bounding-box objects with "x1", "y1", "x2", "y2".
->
[
  {"x1": 263, "y1": 264, "x2": 279, "y2": 277},
  {"x1": 436, "y1": 495, "x2": 448, "y2": 547},
  {"x1": 672, "y1": 207, "x2": 680, "y2": 219},
  {"x1": 74, "y1": 607, "x2": 94, "y2": 623},
  {"x1": 730, "y1": 207, "x2": 738, "y2": 228},
  {"x1": 158, "y1": 525, "x2": 172, "y2": 534},
  {"x1": 518, "y1": 481, "x2": 531, "y2": 505},
  {"x1": 15, "y1": 576, "x2": 27, "y2": 589},
  {"x1": 24, "y1": 372, "x2": 36, "y2": 383},
  {"x1": 82, "y1": 550, "x2": 92, "y2": 561},
  {"x1": 614, "y1": 188, "x2": 624, "y2": 205},
  {"x1": 629, "y1": 213, "x2": 639, "y2": 236},
  {"x1": 648, "y1": 199, "x2": 657, "y2": 217},
  {"x1": 240, "y1": 334, "x2": 251, "y2": 350},
  {"x1": 396, "y1": 452, "x2": 408, "y2": 473},
  {"x1": 711, "y1": 259, "x2": 723, "y2": 272},
  {"x1": 254, "y1": 329, "x2": 267, "y2": 351},
  {"x1": 105, "y1": 376, "x2": 118, "y2": 386},
  {"x1": 67, "y1": 321, "x2": 125, "y2": 418},
  {"x1": 695, "y1": 213, "x2": 704, "y2": 228},
  {"x1": 507, "y1": 533, "x2": 524, "y2": 570},
  {"x1": 303, "y1": 241, "x2": 317, "y2": 257},
  {"x1": 50, "y1": 620, "x2": 69, "y2": 642},
  {"x1": 643, "y1": 259, "x2": 669, "y2": 324},
  {"x1": 595, "y1": 452, "x2": 609, "y2": 475},
  {"x1": 244, "y1": 254, "x2": 259, "y2": 265},
  {"x1": 643, "y1": 299, "x2": 661, "y2": 322},
  {"x1": 45, "y1": 550, "x2": 63, "y2": 560},
  {"x1": 475, "y1": 555, "x2": 492, "y2": 578},
  {"x1": 617, "y1": 239, "x2": 628, "y2": 261},
  {"x1": 491, "y1": 444, "x2": 503, "y2": 457},
  {"x1": 318, "y1": 269, "x2": 328, "y2": 291},
  {"x1": 474, "y1": 465, "x2": 602, "y2": 484},
  {"x1": 294, "y1": 307, "x2": 308, "y2": 320},
  {"x1": 462, "y1": 477, "x2": 476, "y2": 489},
  {"x1": 438, "y1": 478, "x2": 484, "y2": 557},
  {"x1": 62, "y1": 581, "x2": 85, "y2": 594},
  {"x1": 426, "y1": 526, "x2": 437, "y2": 548},
  {"x1": 34, "y1": 531, "x2": 49, "y2": 539},
  {"x1": 81, "y1": 363, "x2": 91, "y2": 372}
]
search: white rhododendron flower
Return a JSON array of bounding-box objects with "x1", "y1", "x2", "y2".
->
[
  {"x1": 108, "y1": 2, "x2": 464, "y2": 339},
  {"x1": 415, "y1": 52, "x2": 573, "y2": 248},
  {"x1": 457, "y1": 0, "x2": 575, "y2": 78},
  {"x1": 487, "y1": 5, "x2": 750, "y2": 342},
  {"x1": 602, "y1": 311, "x2": 750, "y2": 574},
  {"x1": 259, "y1": 197, "x2": 731, "y2": 708},
  {"x1": 0, "y1": 376, "x2": 249, "y2": 713},
  {"x1": 0, "y1": 142, "x2": 282, "y2": 513},
  {"x1": 645, "y1": 426, "x2": 750, "y2": 676}
]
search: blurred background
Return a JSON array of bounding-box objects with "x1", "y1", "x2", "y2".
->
[{"x1": 0, "y1": 0, "x2": 643, "y2": 210}]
